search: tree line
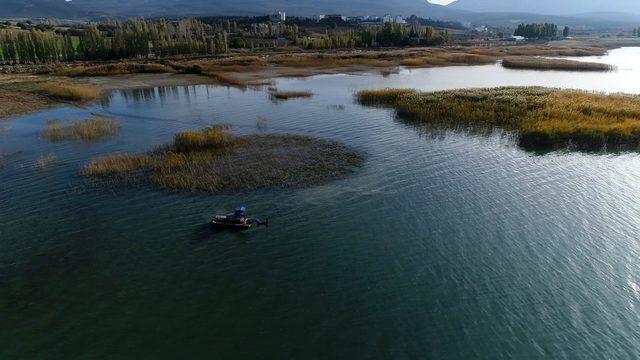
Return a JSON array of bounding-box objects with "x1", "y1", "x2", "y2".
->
[
  {"x1": 0, "y1": 17, "x2": 452, "y2": 64},
  {"x1": 0, "y1": 18, "x2": 231, "y2": 64},
  {"x1": 514, "y1": 23, "x2": 559, "y2": 39},
  {"x1": 293, "y1": 23, "x2": 449, "y2": 49}
]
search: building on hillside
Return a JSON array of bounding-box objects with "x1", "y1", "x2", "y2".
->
[
  {"x1": 507, "y1": 35, "x2": 525, "y2": 42},
  {"x1": 382, "y1": 14, "x2": 392, "y2": 23},
  {"x1": 319, "y1": 14, "x2": 347, "y2": 22},
  {"x1": 394, "y1": 15, "x2": 406, "y2": 24},
  {"x1": 270, "y1": 11, "x2": 286, "y2": 23}
]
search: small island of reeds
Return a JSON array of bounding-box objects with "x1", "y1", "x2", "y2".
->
[
  {"x1": 356, "y1": 87, "x2": 640, "y2": 151},
  {"x1": 501, "y1": 57, "x2": 613, "y2": 72},
  {"x1": 269, "y1": 90, "x2": 314, "y2": 101},
  {"x1": 42, "y1": 115, "x2": 120, "y2": 142},
  {"x1": 84, "y1": 125, "x2": 364, "y2": 192}
]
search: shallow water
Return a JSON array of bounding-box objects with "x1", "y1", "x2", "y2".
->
[{"x1": 2, "y1": 48, "x2": 640, "y2": 359}]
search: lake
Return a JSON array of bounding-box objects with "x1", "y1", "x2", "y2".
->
[{"x1": 2, "y1": 47, "x2": 640, "y2": 358}]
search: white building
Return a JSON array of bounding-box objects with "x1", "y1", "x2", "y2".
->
[{"x1": 270, "y1": 11, "x2": 286, "y2": 23}]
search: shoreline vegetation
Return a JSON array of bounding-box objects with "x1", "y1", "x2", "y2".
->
[
  {"x1": 269, "y1": 89, "x2": 314, "y2": 100},
  {"x1": 83, "y1": 126, "x2": 364, "y2": 192},
  {"x1": 502, "y1": 56, "x2": 613, "y2": 71},
  {"x1": 356, "y1": 87, "x2": 640, "y2": 151},
  {"x1": 0, "y1": 38, "x2": 636, "y2": 121},
  {"x1": 42, "y1": 114, "x2": 120, "y2": 142}
]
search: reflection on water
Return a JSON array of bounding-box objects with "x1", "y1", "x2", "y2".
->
[{"x1": 2, "y1": 47, "x2": 640, "y2": 358}]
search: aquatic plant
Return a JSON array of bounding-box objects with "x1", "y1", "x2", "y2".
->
[
  {"x1": 502, "y1": 57, "x2": 613, "y2": 71},
  {"x1": 205, "y1": 72, "x2": 248, "y2": 87},
  {"x1": 52, "y1": 63, "x2": 175, "y2": 77},
  {"x1": 35, "y1": 153, "x2": 57, "y2": 170},
  {"x1": 173, "y1": 125, "x2": 231, "y2": 152},
  {"x1": 357, "y1": 87, "x2": 640, "y2": 151},
  {"x1": 83, "y1": 154, "x2": 150, "y2": 176},
  {"x1": 36, "y1": 84, "x2": 100, "y2": 102},
  {"x1": 355, "y1": 89, "x2": 416, "y2": 105},
  {"x1": 269, "y1": 90, "x2": 314, "y2": 100},
  {"x1": 84, "y1": 127, "x2": 364, "y2": 192},
  {"x1": 42, "y1": 115, "x2": 120, "y2": 142}
]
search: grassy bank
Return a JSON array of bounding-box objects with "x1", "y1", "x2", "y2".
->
[
  {"x1": 502, "y1": 57, "x2": 613, "y2": 71},
  {"x1": 84, "y1": 126, "x2": 364, "y2": 192},
  {"x1": 52, "y1": 63, "x2": 176, "y2": 77},
  {"x1": 43, "y1": 115, "x2": 120, "y2": 142},
  {"x1": 356, "y1": 87, "x2": 640, "y2": 151}
]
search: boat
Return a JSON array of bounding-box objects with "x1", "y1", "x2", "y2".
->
[{"x1": 210, "y1": 206, "x2": 267, "y2": 230}]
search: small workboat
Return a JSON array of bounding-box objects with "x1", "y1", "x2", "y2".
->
[{"x1": 210, "y1": 206, "x2": 267, "y2": 230}]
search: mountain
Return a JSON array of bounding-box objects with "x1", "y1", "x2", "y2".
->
[
  {"x1": 1, "y1": 0, "x2": 83, "y2": 18},
  {"x1": 447, "y1": 0, "x2": 640, "y2": 16},
  {"x1": 0, "y1": 0, "x2": 462, "y2": 19}
]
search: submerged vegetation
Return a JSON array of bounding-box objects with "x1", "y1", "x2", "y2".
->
[
  {"x1": 502, "y1": 57, "x2": 613, "y2": 71},
  {"x1": 35, "y1": 153, "x2": 57, "y2": 169},
  {"x1": 84, "y1": 126, "x2": 364, "y2": 192},
  {"x1": 357, "y1": 87, "x2": 640, "y2": 151},
  {"x1": 42, "y1": 115, "x2": 120, "y2": 142},
  {"x1": 269, "y1": 90, "x2": 314, "y2": 100}
]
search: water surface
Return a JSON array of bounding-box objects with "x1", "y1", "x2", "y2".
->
[{"x1": 2, "y1": 47, "x2": 640, "y2": 359}]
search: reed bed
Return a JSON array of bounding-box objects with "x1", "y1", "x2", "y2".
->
[
  {"x1": 35, "y1": 153, "x2": 57, "y2": 169},
  {"x1": 205, "y1": 72, "x2": 248, "y2": 87},
  {"x1": 84, "y1": 154, "x2": 150, "y2": 176},
  {"x1": 36, "y1": 84, "x2": 100, "y2": 101},
  {"x1": 273, "y1": 57, "x2": 393, "y2": 68},
  {"x1": 173, "y1": 124, "x2": 232, "y2": 152},
  {"x1": 269, "y1": 90, "x2": 314, "y2": 100},
  {"x1": 355, "y1": 89, "x2": 416, "y2": 105},
  {"x1": 502, "y1": 57, "x2": 613, "y2": 71},
  {"x1": 42, "y1": 115, "x2": 120, "y2": 142},
  {"x1": 357, "y1": 87, "x2": 640, "y2": 151},
  {"x1": 52, "y1": 63, "x2": 175, "y2": 77},
  {"x1": 84, "y1": 126, "x2": 364, "y2": 192}
]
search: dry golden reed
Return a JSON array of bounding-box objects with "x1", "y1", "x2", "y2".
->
[
  {"x1": 43, "y1": 115, "x2": 120, "y2": 142},
  {"x1": 502, "y1": 57, "x2": 613, "y2": 71},
  {"x1": 357, "y1": 87, "x2": 640, "y2": 150},
  {"x1": 37, "y1": 84, "x2": 100, "y2": 101}
]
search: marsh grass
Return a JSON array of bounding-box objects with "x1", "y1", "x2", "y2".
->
[
  {"x1": 35, "y1": 153, "x2": 57, "y2": 169},
  {"x1": 269, "y1": 90, "x2": 314, "y2": 100},
  {"x1": 83, "y1": 154, "x2": 150, "y2": 177},
  {"x1": 357, "y1": 87, "x2": 640, "y2": 151},
  {"x1": 84, "y1": 126, "x2": 364, "y2": 192},
  {"x1": 36, "y1": 84, "x2": 100, "y2": 102},
  {"x1": 502, "y1": 57, "x2": 613, "y2": 71},
  {"x1": 205, "y1": 72, "x2": 248, "y2": 87},
  {"x1": 355, "y1": 89, "x2": 416, "y2": 105},
  {"x1": 273, "y1": 57, "x2": 393, "y2": 68},
  {"x1": 43, "y1": 115, "x2": 120, "y2": 142},
  {"x1": 173, "y1": 124, "x2": 232, "y2": 152},
  {"x1": 53, "y1": 63, "x2": 175, "y2": 76}
]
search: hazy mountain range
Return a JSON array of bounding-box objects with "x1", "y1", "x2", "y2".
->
[
  {"x1": 2, "y1": 0, "x2": 640, "y2": 26},
  {"x1": 447, "y1": 0, "x2": 640, "y2": 16},
  {"x1": 0, "y1": 0, "x2": 458, "y2": 18}
]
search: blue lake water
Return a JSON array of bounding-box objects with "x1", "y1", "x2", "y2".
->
[{"x1": 2, "y1": 48, "x2": 640, "y2": 358}]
